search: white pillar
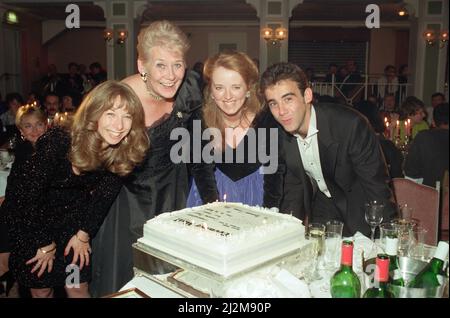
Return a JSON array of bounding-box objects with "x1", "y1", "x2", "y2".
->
[
  {"x1": 246, "y1": 0, "x2": 303, "y2": 73},
  {"x1": 407, "y1": 0, "x2": 449, "y2": 101},
  {"x1": 95, "y1": 0, "x2": 147, "y2": 80}
]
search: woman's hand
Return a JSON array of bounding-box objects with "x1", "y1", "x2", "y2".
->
[
  {"x1": 26, "y1": 242, "x2": 56, "y2": 277},
  {"x1": 64, "y1": 230, "x2": 91, "y2": 271}
]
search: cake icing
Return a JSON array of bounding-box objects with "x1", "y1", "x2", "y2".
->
[{"x1": 138, "y1": 202, "x2": 307, "y2": 277}]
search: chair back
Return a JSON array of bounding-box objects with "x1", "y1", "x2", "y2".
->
[
  {"x1": 440, "y1": 171, "x2": 449, "y2": 240},
  {"x1": 392, "y1": 178, "x2": 440, "y2": 246}
]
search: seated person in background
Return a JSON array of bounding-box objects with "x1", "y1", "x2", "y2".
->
[
  {"x1": 14, "y1": 104, "x2": 48, "y2": 153},
  {"x1": 404, "y1": 103, "x2": 449, "y2": 187},
  {"x1": 89, "y1": 62, "x2": 107, "y2": 87},
  {"x1": 61, "y1": 91, "x2": 81, "y2": 113},
  {"x1": 187, "y1": 51, "x2": 279, "y2": 207},
  {"x1": 0, "y1": 104, "x2": 48, "y2": 297},
  {"x1": 400, "y1": 96, "x2": 429, "y2": 139},
  {"x1": 43, "y1": 93, "x2": 61, "y2": 126},
  {"x1": 26, "y1": 92, "x2": 43, "y2": 108},
  {"x1": 379, "y1": 93, "x2": 397, "y2": 113},
  {"x1": 260, "y1": 62, "x2": 396, "y2": 237},
  {"x1": 0, "y1": 93, "x2": 24, "y2": 147},
  {"x1": 426, "y1": 92, "x2": 446, "y2": 127},
  {"x1": 354, "y1": 100, "x2": 404, "y2": 179}
]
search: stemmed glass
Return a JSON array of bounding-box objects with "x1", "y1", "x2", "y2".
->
[{"x1": 364, "y1": 201, "x2": 385, "y2": 242}]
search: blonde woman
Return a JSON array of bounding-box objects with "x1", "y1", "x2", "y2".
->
[
  {"x1": 0, "y1": 81, "x2": 148, "y2": 297},
  {"x1": 0, "y1": 104, "x2": 47, "y2": 297},
  {"x1": 90, "y1": 20, "x2": 218, "y2": 297},
  {"x1": 187, "y1": 51, "x2": 279, "y2": 207}
]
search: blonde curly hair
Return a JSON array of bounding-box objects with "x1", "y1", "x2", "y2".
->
[{"x1": 137, "y1": 20, "x2": 190, "y2": 63}]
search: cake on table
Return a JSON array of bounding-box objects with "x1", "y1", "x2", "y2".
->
[{"x1": 137, "y1": 202, "x2": 308, "y2": 278}]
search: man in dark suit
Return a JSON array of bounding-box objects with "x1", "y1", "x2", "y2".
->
[
  {"x1": 404, "y1": 103, "x2": 449, "y2": 187},
  {"x1": 261, "y1": 62, "x2": 395, "y2": 237}
]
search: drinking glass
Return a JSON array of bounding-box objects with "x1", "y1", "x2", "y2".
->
[
  {"x1": 306, "y1": 222, "x2": 325, "y2": 281},
  {"x1": 364, "y1": 201, "x2": 384, "y2": 242},
  {"x1": 323, "y1": 220, "x2": 344, "y2": 271},
  {"x1": 392, "y1": 218, "x2": 418, "y2": 257},
  {"x1": 408, "y1": 226, "x2": 427, "y2": 261},
  {"x1": 379, "y1": 222, "x2": 398, "y2": 251}
]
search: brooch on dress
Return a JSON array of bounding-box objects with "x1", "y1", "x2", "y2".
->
[{"x1": 176, "y1": 111, "x2": 183, "y2": 119}]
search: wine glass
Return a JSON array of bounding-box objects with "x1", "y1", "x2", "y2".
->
[{"x1": 364, "y1": 201, "x2": 384, "y2": 242}]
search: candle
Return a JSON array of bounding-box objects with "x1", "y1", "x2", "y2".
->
[
  {"x1": 385, "y1": 122, "x2": 391, "y2": 139},
  {"x1": 223, "y1": 193, "x2": 227, "y2": 202},
  {"x1": 384, "y1": 117, "x2": 388, "y2": 123},
  {"x1": 407, "y1": 119, "x2": 411, "y2": 136},
  {"x1": 396, "y1": 120, "x2": 400, "y2": 137},
  {"x1": 404, "y1": 121, "x2": 409, "y2": 137}
]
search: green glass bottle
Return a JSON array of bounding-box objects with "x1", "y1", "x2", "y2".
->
[
  {"x1": 330, "y1": 240, "x2": 361, "y2": 298},
  {"x1": 408, "y1": 241, "x2": 449, "y2": 289},
  {"x1": 363, "y1": 254, "x2": 395, "y2": 298},
  {"x1": 385, "y1": 237, "x2": 405, "y2": 286}
]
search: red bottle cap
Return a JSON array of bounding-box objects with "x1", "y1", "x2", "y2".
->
[
  {"x1": 341, "y1": 241, "x2": 353, "y2": 266},
  {"x1": 375, "y1": 256, "x2": 390, "y2": 282}
]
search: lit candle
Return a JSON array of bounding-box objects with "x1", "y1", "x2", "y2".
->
[
  {"x1": 385, "y1": 122, "x2": 390, "y2": 139},
  {"x1": 396, "y1": 120, "x2": 400, "y2": 137},
  {"x1": 223, "y1": 193, "x2": 227, "y2": 202},
  {"x1": 404, "y1": 121, "x2": 409, "y2": 137},
  {"x1": 407, "y1": 119, "x2": 411, "y2": 136},
  {"x1": 384, "y1": 117, "x2": 388, "y2": 123}
]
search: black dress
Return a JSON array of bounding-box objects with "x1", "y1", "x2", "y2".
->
[
  {"x1": 0, "y1": 139, "x2": 34, "y2": 253},
  {"x1": 90, "y1": 71, "x2": 218, "y2": 297},
  {"x1": 0, "y1": 128, "x2": 123, "y2": 288}
]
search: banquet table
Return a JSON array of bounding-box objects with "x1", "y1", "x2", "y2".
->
[{"x1": 115, "y1": 233, "x2": 449, "y2": 298}]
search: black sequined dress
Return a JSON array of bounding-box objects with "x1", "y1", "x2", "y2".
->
[{"x1": 0, "y1": 128, "x2": 122, "y2": 288}]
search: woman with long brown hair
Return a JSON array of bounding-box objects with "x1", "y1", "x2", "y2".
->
[{"x1": 0, "y1": 80, "x2": 148, "y2": 297}]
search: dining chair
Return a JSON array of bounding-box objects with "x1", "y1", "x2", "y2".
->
[
  {"x1": 392, "y1": 178, "x2": 440, "y2": 246},
  {"x1": 440, "y1": 171, "x2": 449, "y2": 241}
]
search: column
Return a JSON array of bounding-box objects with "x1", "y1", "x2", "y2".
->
[
  {"x1": 407, "y1": 0, "x2": 449, "y2": 102},
  {"x1": 246, "y1": 0, "x2": 303, "y2": 72},
  {"x1": 95, "y1": 0, "x2": 147, "y2": 80}
]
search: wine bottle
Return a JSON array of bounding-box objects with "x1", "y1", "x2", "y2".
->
[
  {"x1": 363, "y1": 254, "x2": 395, "y2": 298},
  {"x1": 330, "y1": 240, "x2": 361, "y2": 298},
  {"x1": 408, "y1": 241, "x2": 449, "y2": 289},
  {"x1": 385, "y1": 237, "x2": 405, "y2": 286}
]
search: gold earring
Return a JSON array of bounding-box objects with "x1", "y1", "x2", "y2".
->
[
  {"x1": 140, "y1": 72, "x2": 147, "y2": 83},
  {"x1": 246, "y1": 91, "x2": 250, "y2": 98}
]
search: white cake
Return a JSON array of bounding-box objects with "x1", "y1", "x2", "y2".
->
[{"x1": 137, "y1": 202, "x2": 307, "y2": 277}]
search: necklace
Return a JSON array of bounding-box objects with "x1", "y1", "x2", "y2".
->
[
  {"x1": 144, "y1": 82, "x2": 163, "y2": 101},
  {"x1": 225, "y1": 113, "x2": 244, "y2": 129}
]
